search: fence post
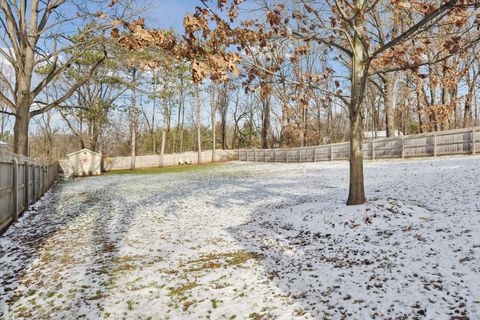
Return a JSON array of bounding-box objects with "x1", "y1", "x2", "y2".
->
[
  {"x1": 254, "y1": 150, "x2": 256, "y2": 163},
  {"x1": 274, "y1": 149, "x2": 277, "y2": 162},
  {"x1": 330, "y1": 144, "x2": 333, "y2": 161},
  {"x1": 372, "y1": 140, "x2": 375, "y2": 160},
  {"x1": 433, "y1": 133, "x2": 437, "y2": 157},
  {"x1": 299, "y1": 149, "x2": 302, "y2": 163},
  {"x1": 12, "y1": 159, "x2": 18, "y2": 222},
  {"x1": 44, "y1": 166, "x2": 48, "y2": 193},
  {"x1": 401, "y1": 136, "x2": 405, "y2": 159},
  {"x1": 41, "y1": 166, "x2": 45, "y2": 195},
  {"x1": 32, "y1": 165, "x2": 36, "y2": 201},
  {"x1": 313, "y1": 147, "x2": 317, "y2": 162},
  {"x1": 24, "y1": 163, "x2": 29, "y2": 207},
  {"x1": 286, "y1": 149, "x2": 289, "y2": 163},
  {"x1": 246, "y1": 150, "x2": 249, "y2": 162},
  {"x1": 46, "y1": 166, "x2": 49, "y2": 191},
  {"x1": 264, "y1": 150, "x2": 266, "y2": 162},
  {"x1": 473, "y1": 128, "x2": 476, "y2": 155}
]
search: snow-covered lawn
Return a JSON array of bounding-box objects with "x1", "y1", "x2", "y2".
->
[{"x1": 1, "y1": 156, "x2": 480, "y2": 319}]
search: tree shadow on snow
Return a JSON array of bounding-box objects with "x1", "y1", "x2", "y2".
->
[{"x1": 222, "y1": 165, "x2": 477, "y2": 319}]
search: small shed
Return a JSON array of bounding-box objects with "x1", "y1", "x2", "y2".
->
[
  {"x1": 364, "y1": 130, "x2": 403, "y2": 139},
  {"x1": 65, "y1": 149, "x2": 102, "y2": 177}
]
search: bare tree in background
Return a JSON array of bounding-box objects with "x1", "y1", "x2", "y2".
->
[
  {"x1": 0, "y1": 0, "x2": 130, "y2": 155},
  {"x1": 210, "y1": 83, "x2": 218, "y2": 162}
]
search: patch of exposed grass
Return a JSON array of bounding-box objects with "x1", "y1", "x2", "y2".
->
[
  {"x1": 210, "y1": 298, "x2": 221, "y2": 308},
  {"x1": 85, "y1": 290, "x2": 105, "y2": 301},
  {"x1": 126, "y1": 300, "x2": 135, "y2": 310},
  {"x1": 183, "y1": 299, "x2": 198, "y2": 311},
  {"x1": 104, "y1": 162, "x2": 226, "y2": 176},
  {"x1": 168, "y1": 282, "x2": 199, "y2": 297},
  {"x1": 184, "y1": 251, "x2": 261, "y2": 272},
  {"x1": 224, "y1": 251, "x2": 260, "y2": 266}
]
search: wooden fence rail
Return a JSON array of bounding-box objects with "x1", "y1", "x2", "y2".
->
[
  {"x1": 235, "y1": 126, "x2": 480, "y2": 163},
  {"x1": 0, "y1": 151, "x2": 59, "y2": 233}
]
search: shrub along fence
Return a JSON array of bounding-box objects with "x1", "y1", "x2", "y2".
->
[
  {"x1": 236, "y1": 126, "x2": 479, "y2": 163},
  {"x1": 0, "y1": 151, "x2": 59, "y2": 233}
]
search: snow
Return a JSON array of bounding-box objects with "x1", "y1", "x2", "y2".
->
[{"x1": 1, "y1": 156, "x2": 480, "y2": 319}]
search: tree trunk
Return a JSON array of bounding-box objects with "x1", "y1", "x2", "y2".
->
[
  {"x1": 384, "y1": 74, "x2": 395, "y2": 136},
  {"x1": 179, "y1": 78, "x2": 185, "y2": 153},
  {"x1": 196, "y1": 85, "x2": 202, "y2": 164},
  {"x1": 0, "y1": 108, "x2": 6, "y2": 139},
  {"x1": 220, "y1": 106, "x2": 227, "y2": 150},
  {"x1": 130, "y1": 69, "x2": 137, "y2": 170},
  {"x1": 13, "y1": 73, "x2": 33, "y2": 156},
  {"x1": 212, "y1": 110, "x2": 216, "y2": 162},
  {"x1": 303, "y1": 104, "x2": 308, "y2": 147},
  {"x1": 348, "y1": 111, "x2": 365, "y2": 205},
  {"x1": 219, "y1": 84, "x2": 228, "y2": 149},
  {"x1": 328, "y1": 100, "x2": 334, "y2": 143},
  {"x1": 464, "y1": 71, "x2": 477, "y2": 128},
  {"x1": 347, "y1": 0, "x2": 367, "y2": 206},
  {"x1": 261, "y1": 96, "x2": 270, "y2": 149},
  {"x1": 152, "y1": 72, "x2": 157, "y2": 155},
  {"x1": 280, "y1": 100, "x2": 289, "y2": 147},
  {"x1": 211, "y1": 85, "x2": 217, "y2": 162},
  {"x1": 232, "y1": 95, "x2": 240, "y2": 149},
  {"x1": 13, "y1": 105, "x2": 30, "y2": 156},
  {"x1": 160, "y1": 105, "x2": 167, "y2": 166},
  {"x1": 167, "y1": 97, "x2": 172, "y2": 152}
]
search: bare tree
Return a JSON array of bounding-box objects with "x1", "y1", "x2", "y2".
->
[
  {"x1": 130, "y1": 67, "x2": 138, "y2": 169},
  {"x1": 0, "y1": 0, "x2": 128, "y2": 155},
  {"x1": 195, "y1": 84, "x2": 202, "y2": 164},
  {"x1": 210, "y1": 84, "x2": 218, "y2": 162}
]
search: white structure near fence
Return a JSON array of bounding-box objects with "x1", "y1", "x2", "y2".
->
[
  {"x1": 0, "y1": 150, "x2": 58, "y2": 233},
  {"x1": 59, "y1": 149, "x2": 102, "y2": 177},
  {"x1": 364, "y1": 130, "x2": 403, "y2": 139}
]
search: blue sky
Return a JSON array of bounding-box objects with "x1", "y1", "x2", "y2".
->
[{"x1": 139, "y1": 0, "x2": 201, "y2": 32}]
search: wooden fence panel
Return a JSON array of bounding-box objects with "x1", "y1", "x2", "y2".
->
[
  {"x1": 236, "y1": 126, "x2": 480, "y2": 164},
  {"x1": 403, "y1": 133, "x2": 434, "y2": 157},
  {"x1": 0, "y1": 160, "x2": 13, "y2": 232},
  {"x1": 264, "y1": 150, "x2": 273, "y2": 162},
  {"x1": 0, "y1": 152, "x2": 58, "y2": 234},
  {"x1": 332, "y1": 143, "x2": 350, "y2": 160},
  {"x1": 436, "y1": 129, "x2": 473, "y2": 155},
  {"x1": 35, "y1": 166, "x2": 40, "y2": 200},
  {"x1": 367, "y1": 138, "x2": 402, "y2": 159},
  {"x1": 314, "y1": 145, "x2": 331, "y2": 161},
  {"x1": 474, "y1": 127, "x2": 479, "y2": 154},
  {"x1": 17, "y1": 163, "x2": 26, "y2": 213},
  {"x1": 29, "y1": 165, "x2": 35, "y2": 205}
]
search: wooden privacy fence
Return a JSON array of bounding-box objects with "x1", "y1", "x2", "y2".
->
[
  {"x1": 236, "y1": 126, "x2": 479, "y2": 163},
  {"x1": 103, "y1": 149, "x2": 236, "y2": 171},
  {"x1": 0, "y1": 151, "x2": 59, "y2": 233}
]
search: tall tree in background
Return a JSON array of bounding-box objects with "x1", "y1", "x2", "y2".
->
[
  {"x1": 0, "y1": 0, "x2": 123, "y2": 155},
  {"x1": 210, "y1": 83, "x2": 218, "y2": 162},
  {"x1": 43, "y1": 39, "x2": 127, "y2": 153},
  {"x1": 129, "y1": 67, "x2": 138, "y2": 169},
  {"x1": 195, "y1": 84, "x2": 202, "y2": 164}
]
